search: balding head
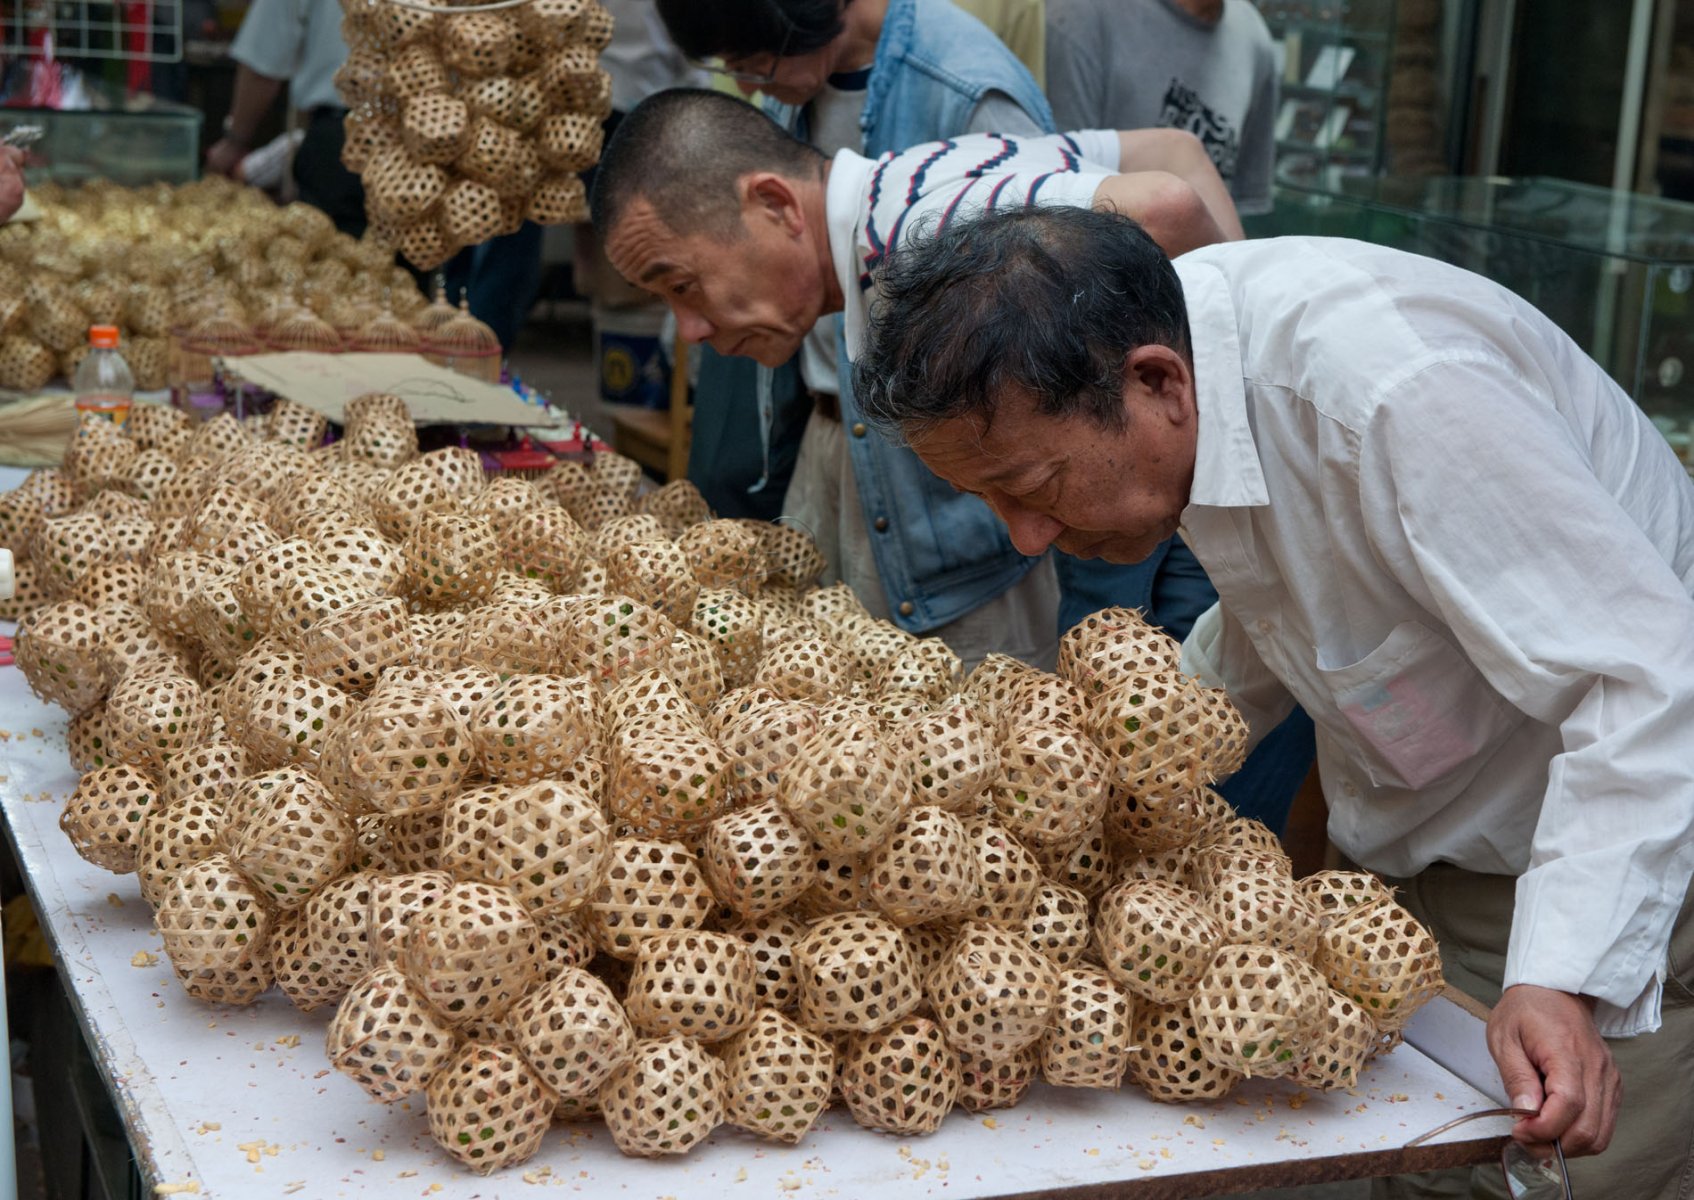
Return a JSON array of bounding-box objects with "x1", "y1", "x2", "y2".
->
[{"x1": 589, "y1": 88, "x2": 827, "y2": 244}]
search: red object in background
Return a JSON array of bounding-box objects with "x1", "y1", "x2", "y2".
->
[
  {"x1": 0, "y1": 635, "x2": 14, "y2": 668},
  {"x1": 125, "y1": 0, "x2": 151, "y2": 91},
  {"x1": 24, "y1": 21, "x2": 63, "y2": 108}
]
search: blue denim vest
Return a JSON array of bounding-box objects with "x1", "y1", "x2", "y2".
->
[{"x1": 765, "y1": 0, "x2": 1057, "y2": 632}]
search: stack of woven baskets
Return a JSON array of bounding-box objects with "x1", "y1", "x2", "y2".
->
[
  {"x1": 0, "y1": 177, "x2": 421, "y2": 391},
  {"x1": 5, "y1": 399, "x2": 1445, "y2": 1174},
  {"x1": 338, "y1": 0, "x2": 613, "y2": 269}
]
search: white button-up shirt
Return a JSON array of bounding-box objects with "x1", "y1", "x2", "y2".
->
[{"x1": 1176, "y1": 237, "x2": 1694, "y2": 1037}]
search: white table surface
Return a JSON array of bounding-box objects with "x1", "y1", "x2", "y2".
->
[{"x1": 0, "y1": 638, "x2": 1518, "y2": 1200}]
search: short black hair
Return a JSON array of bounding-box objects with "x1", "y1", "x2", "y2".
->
[
  {"x1": 589, "y1": 88, "x2": 827, "y2": 242},
  {"x1": 656, "y1": 0, "x2": 846, "y2": 62},
  {"x1": 853, "y1": 206, "x2": 1191, "y2": 436}
]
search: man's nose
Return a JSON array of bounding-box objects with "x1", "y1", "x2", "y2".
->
[
  {"x1": 1000, "y1": 504, "x2": 1065, "y2": 557},
  {"x1": 673, "y1": 307, "x2": 716, "y2": 343}
]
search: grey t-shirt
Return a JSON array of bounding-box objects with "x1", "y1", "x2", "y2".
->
[{"x1": 1045, "y1": 0, "x2": 1277, "y2": 214}]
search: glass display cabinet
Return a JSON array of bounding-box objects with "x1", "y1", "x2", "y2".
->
[
  {"x1": 1252, "y1": 0, "x2": 1398, "y2": 184},
  {"x1": 1260, "y1": 174, "x2": 1694, "y2": 466}
]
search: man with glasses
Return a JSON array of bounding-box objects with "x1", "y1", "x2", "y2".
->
[{"x1": 851, "y1": 203, "x2": 1694, "y2": 1199}]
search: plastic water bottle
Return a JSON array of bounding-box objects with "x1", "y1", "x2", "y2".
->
[{"x1": 72, "y1": 325, "x2": 135, "y2": 428}]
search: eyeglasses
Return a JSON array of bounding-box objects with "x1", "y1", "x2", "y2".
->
[
  {"x1": 1404, "y1": 1108, "x2": 1572, "y2": 1199},
  {"x1": 686, "y1": 17, "x2": 796, "y2": 85}
]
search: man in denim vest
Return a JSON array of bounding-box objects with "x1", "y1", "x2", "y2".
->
[
  {"x1": 655, "y1": 0, "x2": 1066, "y2": 671},
  {"x1": 590, "y1": 90, "x2": 1238, "y2": 673}
]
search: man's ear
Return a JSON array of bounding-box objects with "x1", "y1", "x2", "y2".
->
[
  {"x1": 742, "y1": 171, "x2": 807, "y2": 236},
  {"x1": 1123, "y1": 344, "x2": 1194, "y2": 425}
]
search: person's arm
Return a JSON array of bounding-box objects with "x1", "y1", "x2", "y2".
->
[
  {"x1": 1091, "y1": 169, "x2": 1226, "y2": 259},
  {"x1": 1361, "y1": 354, "x2": 1694, "y2": 1155},
  {"x1": 206, "y1": 63, "x2": 287, "y2": 179},
  {"x1": 0, "y1": 146, "x2": 25, "y2": 223},
  {"x1": 1113, "y1": 127, "x2": 1244, "y2": 241},
  {"x1": 1043, "y1": 1, "x2": 1105, "y2": 132},
  {"x1": 1232, "y1": 51, "x2": 1279, "y2": 217},
  {"x1": 1182, "y1": 601, "x2": 1296, "y2": 751},
  {"x1": 966, "y1": 90, "x2": 1048, "y2": 138}
]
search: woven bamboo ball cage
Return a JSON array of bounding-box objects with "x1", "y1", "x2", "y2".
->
[
  {"x1": 102, "y1": 667, "x2": 211, "y2": 771},
  {"x1": 598, "y1": 1036, "x2": 725, "y2": 1158},
  {"x1": 838, "y1": 1016, "x2": 960, "y2": 1135},
  {"x1": 400, "y1": 880, "x2": 544, "y2": 1026},
  {"x1": 1190, "y1": 943, "x2": 1327, "y2": 1078},
  {"x1": 718, "y1": 1008, "x2": 835, "y2": 1144},
  {"x1": 153, "y1": 853, "x2": 275, "y2": 1005},
  {"x1": 1094, "y1": 878, "x2": 1223, "y2": 1005},
  {"x1": 961, "y1": 816, "x2": 1045, "y2": 926},
  {"x1": 955, "y1": 1044, "x2": 1042, "y2": 1113},
  {"x1": 584, "y1": 837, "x2": 715, "y2": 961},
  {"x1": 425, "y1": 1042, "x2": 555, "y2": 1174},
  {"x1": 135, "y1": 796, "x2": 225, "y2": 911},
  {"x1": 1020, "y1": 879, "x2": 1093, "y2": 968},
  {"x1": 722, "y1": 911, "x2": 805, "y2": 1011},
  {"x1": 778, "y1": 717, "x2": 911, "y2": 858},
  {"x1": 60, "y1": 764, "x2": 157, "y2": 874},
  {"x1": 700, "y1": 797, "x2": 817, "y2": 919},
  {"x1": 1040, "y1": 965, "x2": 1134, "y2": 1089},
  {"x1": 864, "y1": 805, "x2": 981, "y2": 927},
  {"x1": 1128, "y1": 997, "x2": 1243, "y2": 1103},
  {"x1": 1290, "y1": 986, "x2": 1380, "y2": 1092},
  {"x1": 926, "y1": 922, "x2": 1061, "y2": 1058},
  {"x1": 793, "y1": 911, "x2": 922, "y2": 1034},
  {"x1": 624, "y1": 930, "x2": 757, "y2": 1042},
  {"x1": 220, "y1": 767, "x2": 356, "y2": 909},
  {"x1": 14, "y1": 599, "x2": 108, "y2": 714},
  {"x1": 328, "y1": 964, "x2": 459, "y2": 1101},
  {"x1": 506, "y1": 965, "x2": 634, "y2": 1099},
  {"x1": 1315, "y1": 896, "x2": 1445, "y2": 1031},
  {"x1": 443, "y1": 779, "x2": 608, "y2": 919}
]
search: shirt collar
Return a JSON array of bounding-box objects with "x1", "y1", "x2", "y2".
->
[
  {"x1": 1178, "y1": 256, "x2": 1268, "y2": 509},
  {"x1": 826, "y1": 147, "x2": 877, "y2": 357}
]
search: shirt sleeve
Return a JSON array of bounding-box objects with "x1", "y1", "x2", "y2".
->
[
  {"x1": 1361, "y1": 355, "x2": 1694, "y2": 1036},
  {"x1": 1043, "y1": 1, "x2": 1106, "y2": 132},
  {"x1": 966, "y1": 90, "x2": 1049, "y2": 138},
  {"x1": 230, "y1": 0, "x2": 307, "y2": 82},
  {"x1": 1233, "y1": 50, "x2": 1279, "y2": 215},
  {"x1": 1182, "y1": 601, "x2": 1297, "y2": 751}
]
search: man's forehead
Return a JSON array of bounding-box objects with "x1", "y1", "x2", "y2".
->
[{"x1": 606, "y1": 199, "x2": 686, "y2": 277}]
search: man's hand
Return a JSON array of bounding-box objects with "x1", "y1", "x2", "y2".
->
[
  {"x1": 1486, "y1": 983, "x2": 1622, "y2": 1156},
  {"x1": 204, "y1": 136, "x2": 248, "y2": 181},
  {"x1": 0, "y1": 145, "x2": 27, "y2": 223}
]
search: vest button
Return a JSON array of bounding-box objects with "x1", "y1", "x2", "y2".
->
[
  {"x1": 851, "y1": 422, "x2": 868, "y2": 437},
  {"x1": 898, "y1": 600, "x2": 915, "y2": 617},
  {"x1": 874, "y1": 517, "x2": 889, "y2": 532}
]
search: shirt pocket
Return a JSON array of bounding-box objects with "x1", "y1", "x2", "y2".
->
[{"x1": 1315, "y1": 621, "x2": 1520, "y2": 792}]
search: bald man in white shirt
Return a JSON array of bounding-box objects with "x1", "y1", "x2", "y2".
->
[{"x1": 853, "y1": 204, "x2": 1694, "y2": 1199}]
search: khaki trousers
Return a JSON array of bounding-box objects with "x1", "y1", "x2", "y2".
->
[{"x1": 1372, "y1": 863, "x2": 1694, "y2": 1200}]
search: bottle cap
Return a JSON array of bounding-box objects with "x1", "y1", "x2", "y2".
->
[{"x1": 88, "y1": 325, "x2": 120, "y2": 349}]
